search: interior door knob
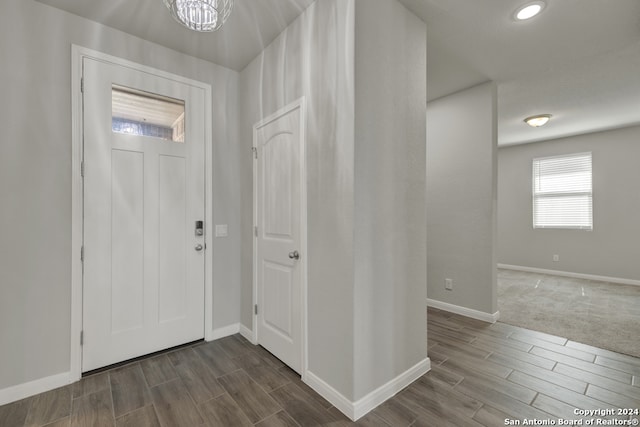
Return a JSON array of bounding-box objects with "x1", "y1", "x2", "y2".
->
[
  {"x1": 288, "y1": 250, "x2": 300, "y2": 260},
  {"x1": 195, "y1": 244, "x2": 204, "y2": 252}
]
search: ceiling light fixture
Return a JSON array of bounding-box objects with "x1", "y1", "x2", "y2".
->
[
  {"x1": 515, "y1": 1, "x2": 546, "y2": 21},
  {"x1": 524, "y1": 114, "x2": 552, "y2": 127},
  {"x1": 163, "y1": 0, "x2": 234, "y2": 32}
]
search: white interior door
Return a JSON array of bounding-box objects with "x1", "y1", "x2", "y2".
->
[
  {"x1": 82, "y1": 57, "x2": 206, "y2": 372},
  {"x1": 255, "y1": 101, "x2": 305, "y2": 374}
]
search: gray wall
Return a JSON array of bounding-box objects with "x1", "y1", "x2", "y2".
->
[
  {"x1": 498, "y1": 125, "x2": 640, "y2": 281},
  {"x1": 426, "y1": 83, "x2": 498, "y2": 315},
  {"x1": 239, "y1": 0, "x2": 357, "y2": 399},
  {"x1": 2, "y1": 0, "x2": 428, "y2": 403},
  {"x1": 0, "y1": 0, "x2": 240, "y2": 390},
  {"x1": 240, "y1": 0, "x2": 427, "y2": 402},
  {"x1": 353, "y1": 0, "x2": 427, "y2": 400}
]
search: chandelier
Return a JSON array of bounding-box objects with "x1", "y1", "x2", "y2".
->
[{"x1": 163, "y1": 0, "x2": 234, "y2": 32}]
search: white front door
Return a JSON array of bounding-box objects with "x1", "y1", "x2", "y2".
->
[
  {"x1": 82, "y1": 57, "x2": 206, "y2": 372},
  {"x1": 254, "y1": 100, "x2": 305, "y2": 374}
]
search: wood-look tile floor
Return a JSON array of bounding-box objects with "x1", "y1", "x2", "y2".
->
[{"x1": 2, "y1": 308, "x2": 639, "y2": 426}]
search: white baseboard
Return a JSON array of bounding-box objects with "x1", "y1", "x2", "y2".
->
[
  {"x1": 208, "y1": 323, "x2": 240, "y2": 341},
  {"x1": 498, "y1": 264, "x2": 640, "y2": 287},
  {"x1": 304, "y1": 357, "x2": 431, "y2": 421},
  {"x1": 0, "y1": 371, "x2": 72, "y2": 406},
  {"x1": 427, "y1": 298, "x2": 500, "y2": 323},
  {"x1": 1, "y1": 323, "x2": 246, "y2": 406},
  {"x1": 239, "y1": 324, "x2": 256, "y2": 344},
  {"x1": 304, "y1": 371, "x2": 355, "y2": 419},
  {"x1": 352, "y1": 357, "x2": 431, "y2": 420}
]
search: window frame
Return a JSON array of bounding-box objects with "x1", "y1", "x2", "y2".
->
[{"x1": 532, "y1": 152, "x2": 593, "y2": 231}]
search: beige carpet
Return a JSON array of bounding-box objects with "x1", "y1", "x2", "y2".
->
[{"x1": 498, "y1": 269, "x2": 640, "y2": 358}]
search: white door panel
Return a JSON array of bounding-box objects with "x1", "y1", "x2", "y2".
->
[
  {"x1": 255, "y1": 102, "x2": 304, "y2": 373},
  {"x1": 158, "y1": 154, "x2": 188, "y2": 323},
  {"x1": 82, "y1": 58, "x2": 205, "y2": 372},
  {"x1": 110, "y1": 149, "x2": 145, "y2": 334},
  {"x1": 263, "y1": 261, "x2": 293, "y2": 338}
]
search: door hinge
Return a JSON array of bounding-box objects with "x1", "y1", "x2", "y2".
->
[
  {"x1": 80, "y1": 161, "x2": 85, "y2": 177},
  {"x1": 80, "y1": 77, "x2": 84, "y2": 93},
  {"x1": 80, "y1": 246, "x2": 84, "y2": 262},
  {"x1": 254, "y1": 226, "x2": 258, "y2": 237},
  {"x1": 252, "y1": 146, "x2": 257, "y2": 159},
  {"x1": 254, "y1": 304, "x2": 258, "y2": 315},
  {"x1": 80, "y1": 330, "x2": 84, "y2": 346}
]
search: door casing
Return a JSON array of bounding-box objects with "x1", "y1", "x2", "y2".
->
[
  {"x1": 70, "y1": 45, "x2": 214, "y2": 381},
  {"x1": 252, "y1": 97, "x2": 308, "y2": 379}
]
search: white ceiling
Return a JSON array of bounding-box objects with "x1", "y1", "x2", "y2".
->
[
  {"x1": 35, "y1": 0, "x2": 315, "y2": 71},
  {"x1": 400, "y1": 0, "x2": 640, "y2": 145},
  {"x1": 35, "y1": 0, "x2": 640, "y2": 146}
]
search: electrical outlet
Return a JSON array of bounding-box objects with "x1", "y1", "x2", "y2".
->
[
  {"x1": 445, "y1": 278, "x2": 453, "y2": 291},
  {"x1": 553, "y1": 254, "x2": 559, "y2": 262}
]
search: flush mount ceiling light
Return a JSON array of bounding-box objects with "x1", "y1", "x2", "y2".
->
[
  {"x1": 514, "y1": 1, "x2": 546, "y2": 21},
  {"x1": 163, "y1": 0, "x2": 234, "y2": 32},
  {"x1": 524, "y1": 114, "x2": 552, "y2": 127}
]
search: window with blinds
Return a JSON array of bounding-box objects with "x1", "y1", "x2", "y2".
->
[{"x1": 532, "y1": 152, "x2": 593, "y2": 230}]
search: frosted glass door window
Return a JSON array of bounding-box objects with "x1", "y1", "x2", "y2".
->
[{"x1": 112, "y1": 85, "x2": 185, "y2": 142}]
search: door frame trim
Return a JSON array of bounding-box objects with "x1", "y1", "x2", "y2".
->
[
  {"x1": 252, "y1": 97, "x2": 308, "y2": 378},
  {"x1": 71, "y1": 45, "x2": 214, "y2": 380}
]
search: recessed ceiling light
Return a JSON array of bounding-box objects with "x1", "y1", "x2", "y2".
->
[
  {"x1": 524, "y1": 114, "x2": 552, "y2": 127},
  {"x1": 515, "y1": 1, "x2": 546, "y2": 21}
]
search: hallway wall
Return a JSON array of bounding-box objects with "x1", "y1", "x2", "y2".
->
[
  {"x1": 426, "y1": 83, "x2": 499, "y2": 317},
  {"x1": 239, "y1": 0, "x2": 357, "y2": 399},
  {"x1": 0, "y1": 0, "x2": 240, "y2": 394}
]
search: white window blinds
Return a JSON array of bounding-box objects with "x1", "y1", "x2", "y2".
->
[{"x1": 532, "y1": 152, "x2": 593, "y2": 230}]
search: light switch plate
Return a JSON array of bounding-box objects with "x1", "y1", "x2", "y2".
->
[
  {"x1": 215, "y1": 224, "x2": 228, "y2": 237},
  {"x1": 445, "y1": 278, "x2": 453, "y2": 291}
]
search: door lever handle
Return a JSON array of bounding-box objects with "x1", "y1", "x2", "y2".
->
[{"x1": 288, "y1": 250, "x2": 300, "y2": 260}]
